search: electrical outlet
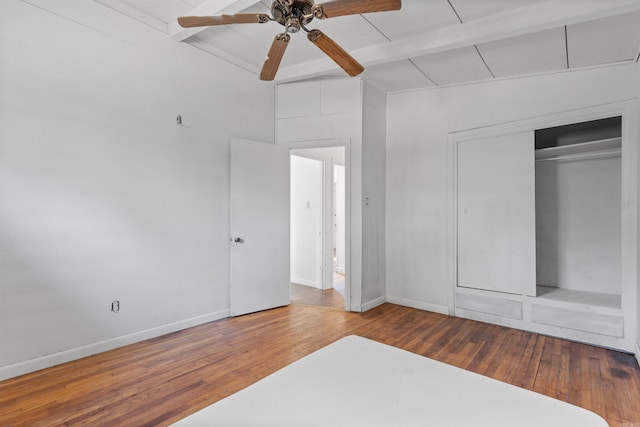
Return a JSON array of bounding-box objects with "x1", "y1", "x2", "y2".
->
[{"x1": 111, "y1": 300, "x2": 120, "y2": 313}]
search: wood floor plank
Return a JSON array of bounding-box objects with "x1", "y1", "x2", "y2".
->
[
  {"x1": 291, "y1": 283, "x2": 344, "y2": 308},
  {"x1": 1, "y1": 303, "x2": 639, "y2": 426}
]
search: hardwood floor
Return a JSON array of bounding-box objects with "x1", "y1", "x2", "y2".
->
[
  {"x1": 290, "y1": 282, "x2": 345, "y2": 308},
  {"x1": 1, "y1": 303, "x2": 639, "y2": 426}
]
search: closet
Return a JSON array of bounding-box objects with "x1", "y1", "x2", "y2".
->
[
  {"x1": 454, "y1": 110, "x2": 634, "y2": 352},
  {"x1": 535, "y1": 118, "x2": 621, "y2": 306}
]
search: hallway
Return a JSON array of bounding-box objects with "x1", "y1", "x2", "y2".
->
[{"x1": 290, "y1": 282, "x2": 344, "y2": 309}]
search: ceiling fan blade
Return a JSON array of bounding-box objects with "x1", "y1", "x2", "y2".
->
[
  {"x1": 313, "y1": 0, "x2": 401, "y2": 19},
  {"x1": 307, "y1": 30, "x2": 364, "y2": 77},
  {"x1": 177, "y1": 14, "x2": 270, "y2": 28},
  {"x1": 260, "y1": 33, "x2": 291, "y2": 81}
]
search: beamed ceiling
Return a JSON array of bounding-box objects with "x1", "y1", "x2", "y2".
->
[{"x1": 95, "y1": 0, "x2": 640, "y2": 91}]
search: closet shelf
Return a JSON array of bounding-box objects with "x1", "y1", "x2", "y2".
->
[
  {"x1": 536, "y1": 286, "x2": 621, "y2": 310},
  {"x1": 535, "y1": 137, "x2": 621, "y2": 162}
]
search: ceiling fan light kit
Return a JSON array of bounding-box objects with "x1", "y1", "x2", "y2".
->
[{"x1": 177, "y1": 0, "x2": 402, "y2": 81}]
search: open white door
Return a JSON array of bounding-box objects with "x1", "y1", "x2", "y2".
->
[{"x1": 230, "y1": 138, "x2": 290, "y2": 316}]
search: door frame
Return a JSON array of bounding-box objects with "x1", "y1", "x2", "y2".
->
[{"x1": 284, "y1": 138, "x2": 352, "y2": 311}]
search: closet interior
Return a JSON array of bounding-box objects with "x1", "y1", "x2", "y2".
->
[{"x1": 535, "y1": 117, "x2": 622, "y2": 308}]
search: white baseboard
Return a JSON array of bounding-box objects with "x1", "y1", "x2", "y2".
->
[
  {"x1": 386, "y1": 296, "x2": 450, "y2": 316},
  {"x1": 0, "y1": 309, "x2": 230, "y2": 381},
  {"x1": 291, "y1": 278, "x2": 322, "y2": 289},
  {"x1": 361, "y1": 296, "x2": 386, "y2": 312},
  {"x1": 635, "y1": 343, "x2": 640, "y2": 368}
]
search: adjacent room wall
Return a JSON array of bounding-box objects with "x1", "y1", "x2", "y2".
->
[
  {"x1": 386, "y1": 63, "x2": 640, "y2": 316},
  {"x1": 335, "y1": 164, "x2": 346, "y2": 275},
  {"x1": 290, "y1": 155, "x2": 323, "y2": 288},
  {"x1": 0, "y1": 0, "x2": 275, "y2": 379},
  {"x1": 290, "y1": 147, "x2": 346, "y2": 291}
]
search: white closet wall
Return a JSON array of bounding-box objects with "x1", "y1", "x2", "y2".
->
[{"x1": 536, "y1": 155, "x2": 621, "y2": 294}]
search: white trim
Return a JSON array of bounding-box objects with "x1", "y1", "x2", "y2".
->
[
  {"x1": 387, "y1": 62, "x2": 636, "y2": 96},
  {"x1": 386, "y1": 296, "x2": 450, "y2": 316},
  {"x1": 449, "y1": 100, "x2": 636, "y2": 137},
  {"x1": 350, "y1": 303, "x2": 362, "y2": 312},
  {"x1": 447, "y1": 121, "x2": 458, "y2": 316},
  {"x1": 0, "y1": 309, "x2": 229, "y2": 381},
  {"x1": 291, "y1": 278, "x2": 322, "y2": 289},
  {"x1": 361, "y1": 296, "x2": 386, "y2": 312},
  {"x1": 94, "y1": 0, "x2": 168, "y2": 33},
  {"x1": 186, "y1": 37, "x2": 259, "y2": 76}
]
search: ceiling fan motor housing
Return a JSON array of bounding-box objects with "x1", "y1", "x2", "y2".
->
[{"x1": 272, "y1": 0, "x2": 315, "y2": 33}]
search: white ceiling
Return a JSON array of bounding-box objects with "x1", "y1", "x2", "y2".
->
[{"x1": 99, "y1": 0, "x2": 640, "y2": 92}]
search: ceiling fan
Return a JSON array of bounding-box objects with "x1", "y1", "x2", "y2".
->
[{"x1": 177, "y1": 0, "x2": 401, "y2": 81}]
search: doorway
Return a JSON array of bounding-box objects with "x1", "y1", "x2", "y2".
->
[{"x1": 289, "y1": 146, "x2": 347, "y2": 309}]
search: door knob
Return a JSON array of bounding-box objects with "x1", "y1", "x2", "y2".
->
[{"x1": 233, "y1": 237, "x2": 244, "y2": 243}]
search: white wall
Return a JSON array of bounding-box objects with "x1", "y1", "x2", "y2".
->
[
  {"x1": 387, "y1": 64, "x2": 640, "y2": 315},
  {"x1": 386, "y1": 88, "x2": 451, "y2": 313},
  {"x1": 361, "y1": 82, "x2": 387, "y2": 307},
  {"x1": 290, "y1": 155, "x2": 323, "y2": 288},
  {"x1": 536, "y1": 155, "x2": 622, "y2": 294},
  {"x1": 0, "y1": 0, "x2": 274, "y2": 379}
]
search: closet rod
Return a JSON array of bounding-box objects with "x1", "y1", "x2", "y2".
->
[{"x1": 535, "y1": 149, "x2": 621, "y2": 163}]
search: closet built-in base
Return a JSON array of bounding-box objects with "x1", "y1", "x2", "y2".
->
[{"x1": 455, "y1": 286, "x2": 628, "y2": 351}]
